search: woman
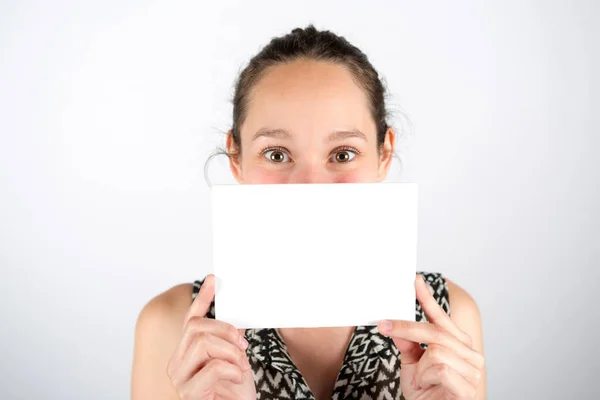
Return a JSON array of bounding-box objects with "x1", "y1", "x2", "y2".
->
[{"x1": 131, "y1": 25, "x2": 486, "y2": 400}]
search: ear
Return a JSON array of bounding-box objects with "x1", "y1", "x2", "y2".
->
[
  {"x1": 376, "y1": 127, "x2": 395, "y2": 182},
  {"x1": 226, "y1": 131, "x2": 243, "y2": 183}
]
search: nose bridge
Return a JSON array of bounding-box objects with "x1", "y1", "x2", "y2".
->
[{"x1": 289, "y1": 154, "x2": 327, "y2": 183}]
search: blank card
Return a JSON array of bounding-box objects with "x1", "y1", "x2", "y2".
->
[{"x1": 211, "y1": 182, "x2": 418, "y2": 329}]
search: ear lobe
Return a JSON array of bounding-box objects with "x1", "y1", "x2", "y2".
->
[
  {"x1": 226, "y1": 131, "x2": 243, "y2": 183},
  {"x1": 377, "y1": 127, "x2": 396, "y2": 181}
]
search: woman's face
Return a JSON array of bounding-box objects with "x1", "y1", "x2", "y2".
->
[{"x1": 228, "y1": 59, "x2": 395, "y2": 184}]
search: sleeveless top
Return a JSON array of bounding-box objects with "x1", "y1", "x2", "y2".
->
[{"x1": 191, "y1": 272, "x2": 450, "y2": 400}]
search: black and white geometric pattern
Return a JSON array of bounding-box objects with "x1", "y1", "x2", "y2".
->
[{"x1": 192, "y1": 272, "x2": 450, "y2": 400}]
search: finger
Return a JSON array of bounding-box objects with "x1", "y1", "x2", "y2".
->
[
  {"x1": 185, "y1": 318, "x2": 247, "y2": 350},
  {"x1": 391, "y1": 337, "x2": 425, "y2": 365},
  {"x1": 184, "y1": 274, "x2": 216, "y2": 327},
  {"x1": 215, "y1": 384, "x2": 245, "y2": 400},
  {"x1": 184, "y1": 359, "x2": 244, "y2": 396},
  {"x1": 417, "y1": 363, "x2": 475, "y2": 398},
  {"x1": 415, "y1": 344, "x2": 483, "y2": 387},
  {"x1": 173, "y1": 318, "x2": 248, "y2": 371},
  {"x1": 177, "y1": 334, "x2": 250, "y2": 382},
  {"x1": 415, "y1": 275, "x2": 471, "y2": 345},
  {"x1": 238, "y1": 329, "x2": 246, "y2": 341},
  {"x1": 378, "y1": 320, "x2": 479, "y2": 365}
]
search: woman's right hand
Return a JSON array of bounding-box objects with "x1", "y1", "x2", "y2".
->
[{"x1": 166, "y1": 275, "x2": 256, "y2": 400}]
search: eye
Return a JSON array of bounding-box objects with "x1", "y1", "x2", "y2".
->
[
  {"x1": 331, "y1": 148, "x2": 358, "y2": 163},
  {"x1": 263, "y1": 148, "x2": 290, "y2": 163}
]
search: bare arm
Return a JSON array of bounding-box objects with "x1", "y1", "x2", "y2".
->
[
  {"x1": 130, "y1": 278, "x2": 253, "y2": 400},
  {"x1": 131, "y1": 284, "x2": 193, "y2": 400},
  {"x1": 447, "y1": 278, "x2": 487, "y2": 400}
]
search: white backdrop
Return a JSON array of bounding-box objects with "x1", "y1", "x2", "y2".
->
[{"x1": 1, "y1": 1, "x2": 598, "y2": 399}]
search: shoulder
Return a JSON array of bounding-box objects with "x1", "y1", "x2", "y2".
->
[
  {"x1": 443, "y1": 277, "x2": 484, "y2": 354},
  {"x1": 417, "y1": 272, "x2": 483, "y2": 346},
  {"x1": 131, "y1": 283, "x2": 195, "y2": 400},
  {"x1": 443, "y1": 277, "x2": 487, "y2": 396},
  {"x1": 417, "y1": 272, "x2": 480, "y2": 316},
  {"x1": 445, "y1": 277, "x2": 482, "y2": 325},
  {"x1": 135, "y1": 283, "x2": 194, "y2": 334}
]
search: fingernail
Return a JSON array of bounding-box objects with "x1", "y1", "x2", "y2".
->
[
  {"x1": 379, "y1": 320, "x2": 392, "y2": 333},
  {"x1": 213, "y1": 275, "x2": 222, "y2": 296},
  {"x1": 242, "y1": 355, "x2": 251, "y2": 370},
  {"x1": 239, "y1": 336, "x2": 249, "y2": 350}
]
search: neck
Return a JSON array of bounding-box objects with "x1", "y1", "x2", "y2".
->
[{"x1": 277, "y1": 326, "x2": 355, "y2": 400}]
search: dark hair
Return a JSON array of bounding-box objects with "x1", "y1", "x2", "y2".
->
[{"x1": 229, "y1": 24, "x2": 390, "y2": 157}]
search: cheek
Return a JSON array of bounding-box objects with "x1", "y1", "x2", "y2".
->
[
  {"x1": 334, "y1": 169, "x2": 377, "y2": 183},
  {"x1": 334, "y1": 157, "x2": 380, "y2": 183},
  {"x1": 244, "y1": 168, "x2": 373, "y2": 184},
  {"x1": 243, "y1": 167, "x2": 289, "y2": 184},
  {"x1": 239, "y1": 155, "x2": 285, "y2": 184},
  {"x1": 239, "y1": 157, "x2": 381, "y2": 184}
]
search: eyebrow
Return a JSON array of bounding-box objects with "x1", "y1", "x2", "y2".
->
[
  {"x1": 252, "y1": 128, "x2": 291, "y2": 141},
  {"x1": 328, "y1": 129, "x2": 368, "y2": 142},
  {"x1": 251, "y1": 127, "x2": 368, "y2": 142}
]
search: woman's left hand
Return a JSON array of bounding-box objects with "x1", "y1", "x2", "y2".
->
[{"x1": 378, "y1": 275, "x2": 485, "y2": 400}]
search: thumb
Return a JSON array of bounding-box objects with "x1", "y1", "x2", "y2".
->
[
  {"x1": 238, "y1": 329, "x2": 248, "y2": 350},
  {"x1": 392, "y1": 337, "x2": 425, "y2": 365}
]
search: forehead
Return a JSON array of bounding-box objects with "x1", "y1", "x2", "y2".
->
[{"x1": 240, "y1": 59, "x2": 375, "y2": 139}]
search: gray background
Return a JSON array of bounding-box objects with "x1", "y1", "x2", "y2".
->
[{"x1": 1, "y1": 0, "x2": 598, "y2": 398}]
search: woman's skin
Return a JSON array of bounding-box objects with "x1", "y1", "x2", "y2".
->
[{"x1": 131, "y1": 59, "x2": 486, "y2": 400}]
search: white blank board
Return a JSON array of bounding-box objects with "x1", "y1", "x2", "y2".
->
[{"x1": 211, "y1": 182, "x2": 418, "y2": 329}]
